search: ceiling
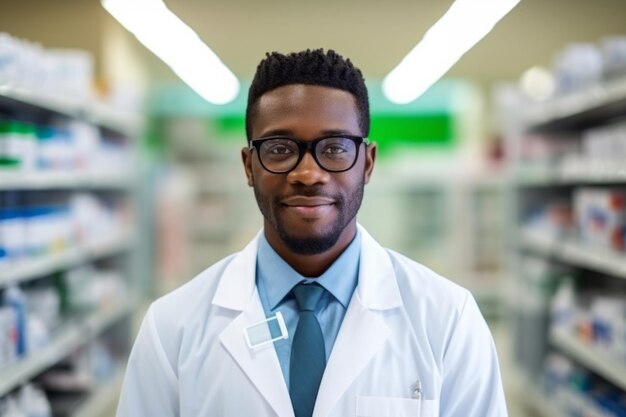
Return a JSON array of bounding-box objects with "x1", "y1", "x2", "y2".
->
[{"x1": 2, "y1": 0, "x2": 626, "y2": 86}]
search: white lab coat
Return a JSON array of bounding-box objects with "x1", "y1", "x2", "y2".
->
[{"x1": 117, "y1": 225, "x2": 507, "y2": 417}]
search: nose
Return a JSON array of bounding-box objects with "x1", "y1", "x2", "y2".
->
[{"x1": 287, "y1": 151, "x2": 330, "y2": 186}]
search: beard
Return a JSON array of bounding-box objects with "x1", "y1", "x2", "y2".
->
[{"x1": 253, "y1": 181, "x2": 365, "y2": 255}]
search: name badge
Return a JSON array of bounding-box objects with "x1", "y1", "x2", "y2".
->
[{"x1": 244, "y1": 311, "x2": 288, "y2": 349}]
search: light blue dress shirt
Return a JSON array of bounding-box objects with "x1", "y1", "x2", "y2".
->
[{"x1": 256, "y1": 230, "x2": 361, "y2": 389}]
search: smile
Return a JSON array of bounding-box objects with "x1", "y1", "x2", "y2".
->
[
  {"x1": 281, "y1": 196, "x2": 335, "y2": 206},
  {"x1": 281, "y1": 196, "x2": 335, "y2": 217}
]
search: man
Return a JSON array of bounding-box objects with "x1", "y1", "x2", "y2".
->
[{"x1": 117, "y1": 49, "x2": 508, "y2": 417}]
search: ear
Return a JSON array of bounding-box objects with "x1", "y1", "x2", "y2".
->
[
  {"x1": 241, "y1": 147, "x2": 254, "y2": 187},
  {"x1": 363, "y1": 142, "x2": 377, "y2": 184}
]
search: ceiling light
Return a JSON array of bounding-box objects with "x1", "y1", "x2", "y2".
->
[
  {"x1": 383, "y1": 0, "x2": 521, "y2": 104},
  {"x1": 102, "y1": 0, "x2": 239, "y2": 104}
]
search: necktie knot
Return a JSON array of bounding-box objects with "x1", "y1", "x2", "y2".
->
[{"x1": 292, "y1": 283, "x2": 325, "y2": 312}]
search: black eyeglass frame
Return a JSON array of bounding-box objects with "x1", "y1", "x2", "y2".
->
[{"x1": 248, "y1": 135, "x2": 369, "y2": 174}]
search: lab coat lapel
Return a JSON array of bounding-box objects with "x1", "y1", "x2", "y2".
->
[
  {"x1": 313, "y1": 295, "x2": 391, "y2": 417},
  {"x1": 313, "y1": 226, "x2": 403, "y2": 417},
  {"x1": 219, "y1": 304, "x2": 294, "y2": 417},
  {"x1": 214, "y1": 233, "x2": 294, "y2": 417}
]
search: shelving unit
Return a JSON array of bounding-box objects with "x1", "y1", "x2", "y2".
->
[
  {"x1": 0, "y1": 299, "x2": 134, "y2": 398},
  {"x1": 504, "y1": 71, "x2": 626, "y2": 416},
  {"x1": 0, "y1": 171, "x2": 135, "y2": 191},
  {"x1": 515, "y1": 161, "x2": 626, "y2": 186},
  {"x1": 0, "y1": 232, "x2": 135, "y2": 286},
  {"x1": 520, "y1": 331, "x2": 626, "y2": 417},
  {"x1": 523, "y1": 76, "x2": 626, "y2": 132},
  {"x1": 0, "y1": 86, "x2": 140, "y2": 136},
  {"x1": 519, "y1": 229, "x2": 626, "y2": 279},
  {"x1": 550, "y1": 330, "x2": 626, "y2": 391},
  {"x1": 0, "y1": 83, "x2": 142, "y2": 415}
]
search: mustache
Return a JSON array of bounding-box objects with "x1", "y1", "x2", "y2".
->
[{"x1": 281, "y1": 185, "x2": 337, "y2": 200}]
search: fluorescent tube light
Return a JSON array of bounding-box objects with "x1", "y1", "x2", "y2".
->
[
  {"x1": 383, "y1": 0, "x2": 520, "y2": 104},
  {"x1": 102, "y1": 0, "x2": 240, "y2": 104}
]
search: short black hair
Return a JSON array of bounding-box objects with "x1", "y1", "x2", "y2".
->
[{"x1": 246, "y1": 48, "x2": 369, "y2": 140}]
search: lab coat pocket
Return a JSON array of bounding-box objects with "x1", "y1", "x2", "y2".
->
[{"x1": 356, "y1": 396, "x2": 437, "y2": 417}]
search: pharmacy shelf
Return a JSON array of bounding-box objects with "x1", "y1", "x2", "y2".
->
[
  {"x1": 509, "y1": 44, "x2": 626, "y2": 417},
  {"x1": 0, "y1": 299, "x2": 134, "y2": 398},
  {"x1": 73, "y1": 365, "x2": 125, "y2": 417},
  {"x1": 560, "y1": 240, "x2": 626, "y2": 277},
  {"x1": 0, "y1": 85, "x2": 140, "y2": 136},
  {"x1": 515, "y1": 161, "x2": 626, "y2": 186},
  {"x1": 88, "y1": 101, "x2": 141, "y2": 136},
  {"x1": 520, "y1": 229, "x2": 626, "y2": 278},
  {"x1": 0, "y1": 69, "x2": 141, "y2": 417},
  {"x1": 0, "y1": 232, "x2": 135, "y2": 287},
  {"x1": 524, "y1": 76, "x2": 626, "y2": 133},
  {"x1": 0, "y1": 171, "x2": 135, "y2": 190},
  {"x1": 559, "y1": 159, "x2": 626, "y2": 183},
  {"x1": 518, "y1": 229, "x2": 559, "y2": 253},
  {"x1": 550, "y1": 329, "x2": 626, "y2": 391}
]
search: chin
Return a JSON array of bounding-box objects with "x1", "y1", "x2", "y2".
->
[{"x1": 279, "y1": 230, "x2": 342, "y2": 256}]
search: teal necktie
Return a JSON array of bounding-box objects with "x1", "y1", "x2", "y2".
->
[{"x1": 289, "y1": 283, "x2": 326, "y2": 417}]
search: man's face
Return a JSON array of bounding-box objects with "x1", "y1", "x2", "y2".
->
[{"x1": 242, "y1": 84, "x2": 376, "y2": 255}]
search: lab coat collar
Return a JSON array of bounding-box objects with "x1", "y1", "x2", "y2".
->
[
  {"x1": 213, "y1": 225, "x2": 403, "y2": 417},
  {"x1": 212, "y1": 224, "x2": 403, "y2": 312},
  {"x1": 211, "y1": 230, "x2": 261, "y2": 310},
  {"x1": 355, "y1": 224, "x2": 403, "y2": 310}
]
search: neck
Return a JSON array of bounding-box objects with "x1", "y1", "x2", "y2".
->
[{"x1": 264, "y1": 222, "x2": 357, "y2": 277}]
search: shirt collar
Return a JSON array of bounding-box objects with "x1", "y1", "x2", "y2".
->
[{"x1": 256, "y1": 230, "x2": 361, "y2": 310}]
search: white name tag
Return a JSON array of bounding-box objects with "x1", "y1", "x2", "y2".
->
[{"x1": 244, "y1": 311, "x2": 288, "y2": 349}]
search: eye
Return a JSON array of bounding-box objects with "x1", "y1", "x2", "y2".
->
[
  {"x1": 268, "y1": 144, "x2": 294, "y2": 155},
  {"x1": 320, "y1": 137, "x2": 353, "y2": 156},
  {"x1": 322, "y1": 145, "x2": 348, "y2": 155},
  {"x1": 261, "y1": 139, "x2": 298, "y2": 156}
]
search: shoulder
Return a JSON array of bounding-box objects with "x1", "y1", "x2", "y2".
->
[
  {"x1": 150, "y1": 253, "x2": 238, "y2": 325},
  {"x1": 383, "y1": 248, "x2": 479, "y2": 358},
  {"x1": 359, "y1": 224, "x2": 468, "y2": 306},
  {"x1": 385, "y1": 248, "x2": 471, "y2": 311},
  {"x1": 147, "y1": 231, "x2": 260, "y2": 339},
  {"x1": 358, "y1": 225, "x2": 472, "y2": 319},
  {"x1": 136, "y1": 252, "x2": 242, "y2": 371},
  {"x1": 386, "y1": 245, "x2": 480, "y2": 336}
]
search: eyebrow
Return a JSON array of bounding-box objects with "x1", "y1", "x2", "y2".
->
[{"x1": 257, "y1": 129, "x2": 358, "y2": 138}]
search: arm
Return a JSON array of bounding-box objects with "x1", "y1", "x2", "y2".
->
[
  {"x1": 116, "y1": 305, "x2": 179, "y2": 417},
  {"x1": 439, "y1": 293, "x2": 508, "y2": 417}
]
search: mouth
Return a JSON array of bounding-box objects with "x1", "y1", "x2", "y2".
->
[
  {"x1": 281, "y1": 196, "x2": 335, "y2": 217},
  {"x1": 282, "y1": 196, "x2": 335, "y2": 206}
]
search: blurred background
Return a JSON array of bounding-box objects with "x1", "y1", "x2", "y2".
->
[{"x1": 1, "y1": 0, "x2": 626, "y2": 416}]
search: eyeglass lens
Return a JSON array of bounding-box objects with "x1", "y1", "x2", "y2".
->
[{"x1": 259, "y1": 137, "x2": 358, "y2": 172}]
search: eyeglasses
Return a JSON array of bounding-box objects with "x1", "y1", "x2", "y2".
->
[{"x1": 249, "y1": 135, "x2": 367, "y2": 174}]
